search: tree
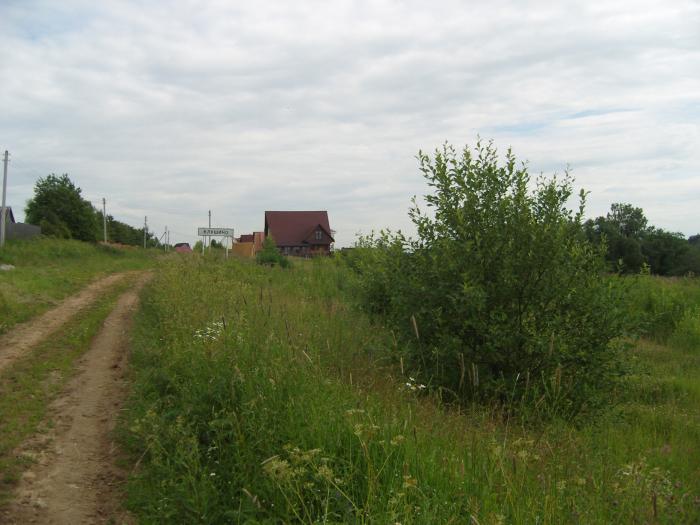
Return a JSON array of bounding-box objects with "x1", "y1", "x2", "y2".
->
[
  {"x1": 353, "y1": 141, "x2": 628, "y2": 418},
  {"x1": 584, "y1": 203, "x2": 648, "y2": 273},
  {"x1": 607, "y1": 203, "x2": 647, "y2": 238},
  {"x1": 25, "y1": 174, "x2": 98, "y2": 242},
  {"x1": 642, "y1": 228, "x2": 690, "y2": 275},
  {"x1": 256, "y1": 236, "x2": 290, "y2": 268}
]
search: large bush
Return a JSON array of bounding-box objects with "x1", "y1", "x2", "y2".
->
[{"x1": 352, "y1": 141, "x2": 628, "y2": 418}]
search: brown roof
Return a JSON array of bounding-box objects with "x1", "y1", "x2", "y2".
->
[
  {"x1": 238, "y1": 234, "x2": 254, "y2": 243},
  {"x1": 264, "y1": 211, "x2": 334, "y2": 246}
]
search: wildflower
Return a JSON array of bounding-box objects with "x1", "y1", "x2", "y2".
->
[
  {"x1": 262, "y1": 457, "x2": 292, "y2": 482},
  {"x1": 402, "y1": 474, "x2": 418, "y2": 489},
  {"x1": 390, "y1": 435, "x2": 405, "y2": 446},
  {"x1": 316, "y1": 464, "x2": 334, "y2": 481}
]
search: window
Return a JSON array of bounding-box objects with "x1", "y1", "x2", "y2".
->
[{"x1": 315, "y1": 230, "x2": 322, "y2": 240}]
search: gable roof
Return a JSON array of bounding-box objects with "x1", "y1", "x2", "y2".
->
[
  {"x1": 1, "y1": 207, "x2": 15, "y2": 224},
  {"x1": 301, "y1": 222, "x2": 333, "y2": 244},
  {"x1": 265, "y1": 211, "x2": 334, "y2": 246}
]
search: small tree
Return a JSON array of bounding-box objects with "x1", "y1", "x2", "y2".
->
[
  {"x1": 256, "y1": 236, "x2": 290, "y2": 268},
  {"x1": 25, "y1": 174, "x2": 98, "y2": 242},
  {"x1": 353, "y1": 141, "x2": 628, "y2": 419}
]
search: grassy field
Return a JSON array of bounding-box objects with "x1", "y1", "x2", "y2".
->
[
  {"x1": 121, "y1": 256, "x2": 700, "y2": 523},
  {"x1": 0, "y1": 278, "x2": 131, "y2": 504},
  {"x1": 0, "y1": 237, "x2": 158, "y2": 334}
]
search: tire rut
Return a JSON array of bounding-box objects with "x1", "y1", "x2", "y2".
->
[
  {"x1": 0, "y1": 272, "x2": 134, "y2": 375},
  {"x1": 1, "y1": 272, "x2": 151, "y2": 524}
]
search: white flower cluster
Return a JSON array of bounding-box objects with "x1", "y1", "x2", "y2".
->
[
  {"x1": 194, "y1": 321, "x2": 225, "y2": 342},
  {"x1": 403, "y1": 376, "x2": 426, "y2": 392}
]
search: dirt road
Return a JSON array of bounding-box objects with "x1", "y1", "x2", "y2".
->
[
  {"x1": 1, "y1": 272, "x2": 151, "y2": 524},
  {"x1": 0, "y1": 272, "x2": 133, "y2": 375}
]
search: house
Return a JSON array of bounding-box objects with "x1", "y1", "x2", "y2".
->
[
  {"x1": 173, "y1": 242, "x2": 192, "y2": 253},
  {"x1": 233, "y1": 232, "x2": 264, "y2": 258},
  {"x1": 264, "y1": 211, "x2": 334, "y2": 256},
  {"x1": 1, "y1": 206, "x2": 16, "y2": 225},
  {"x1": 3, "y1": 206, "x2": 41, "y2": 240}
]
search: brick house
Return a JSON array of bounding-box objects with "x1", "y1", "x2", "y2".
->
[{"x1": 264, "y1": 211, "x2": 334, "y2": 256}]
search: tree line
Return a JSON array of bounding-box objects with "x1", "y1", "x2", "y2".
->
[
  {"x1": 24, "y1": 173, "x2": 160, "y2": 247},
  {"x1": 584, "y1": 203, "x2": 699, "y2": 275}
]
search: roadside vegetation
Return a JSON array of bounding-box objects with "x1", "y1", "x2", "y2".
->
[
  {"x1": 0, "y1": 279, "x2": 131, "y2": 504},
  {"x1": 120, "y1": 141, "x2": 699, "y2": 523},
  {"x1": 0, "y1": 237, "x2": 157, "y2": 334},
  {"x1": 121, "y1": 255, "x2": 700, "y2": 523}
]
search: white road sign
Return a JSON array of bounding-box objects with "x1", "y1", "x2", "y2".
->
[{"x1": 198, "y1": 227, "x2": 234, "y2": 237}]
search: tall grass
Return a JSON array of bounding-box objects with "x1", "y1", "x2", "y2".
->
[
  {"x1": 121, "y1": 257, "x2": 700, "y2": 523},
  {"x1": 628, "y1": 274, "x2": 700, "y2": 346}
]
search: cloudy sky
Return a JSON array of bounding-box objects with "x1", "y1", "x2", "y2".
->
[{"x1": 1, "y1": 0, "x2": 698, "y2": 247}]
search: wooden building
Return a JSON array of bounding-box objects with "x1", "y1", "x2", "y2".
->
[{"x1": 264, "y1": 211, "x2": 334, "y2": 256}]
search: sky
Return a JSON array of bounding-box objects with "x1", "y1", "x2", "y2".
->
[{"x1": 1, "y1": 0, "x2": 698, "y2": 247}]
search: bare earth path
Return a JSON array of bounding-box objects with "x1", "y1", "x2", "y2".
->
[
  {"x1": 1, "y1": 272, "x2": 151, "y2": 524},
  {"x1": 0, "y1": 272, "x2": 133, "y2": 375}
]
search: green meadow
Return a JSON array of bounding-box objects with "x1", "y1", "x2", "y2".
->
[
  {"x1": 120, "y1": 255, "x2": 700, "y2": 524},
  {"x1": 0, "y1": 237, "x2": 157, "y2": 334}
]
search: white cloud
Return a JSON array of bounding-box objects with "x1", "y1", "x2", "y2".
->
[{"x1": 1, "y1": 0, "x2": 698, "y2": 246}]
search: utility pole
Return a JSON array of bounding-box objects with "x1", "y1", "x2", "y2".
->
[
  {"x1": 0, "y1": 151, "x2": 9, "y2": 248},
  {"x1": 102, "y1": 198, "x2": 107, "y2": 243},
  {"x1": 208, "y1": 209, "x2": 211, "y2": 250},
  {"x1": 143, "y1": 216, "x2": 147, "y2": 249}
]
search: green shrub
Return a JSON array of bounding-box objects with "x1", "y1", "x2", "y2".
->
[
  {"x1": 256, "y1": 235, "x2": 291, "y2": 268},
  {"x1": 351, "y1": 141, "x2": 629, "y2": 419}
]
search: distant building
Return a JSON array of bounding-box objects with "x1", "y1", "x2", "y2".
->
[
  {"x1": 264, "y1": 210, "x2": 334, "y2": 256},
  {"x1": 233, "y1": 232, "x2": 264, "y2": 258},
  {"x1": 2, "y1": 206, "x2": 16, "y2": 225},
  {"x1": 173, "y1": 242, "x2": 192, "y2": 253},
  {"x1": 3, "y1": 206, "x2": 41, "y2": 240}
]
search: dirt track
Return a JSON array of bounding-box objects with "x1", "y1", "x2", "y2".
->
[
  {"x1": 0, "y1": 272, "x2": 132, "y2": 375},
  {"x1": 1, "y1": 272, "x2": 151, "y2": 524}
]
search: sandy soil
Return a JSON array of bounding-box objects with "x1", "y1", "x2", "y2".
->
[
  {"x1": 1, "y1": 272, "x2": 151, "y2": 524},
  {"x1": 0, "y1": 272, "x2": 133, "y2": 375}
]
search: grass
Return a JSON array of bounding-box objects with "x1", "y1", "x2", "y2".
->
[
  {"x1": 121, "y1": 256, "x2": 700, "y2": 523},
  {"x1": 0, "y1": 237, "x2": 158, "y2": 334},
  {"x1": 628, "y1": 274, "x2": 700, "y2": 345},
  {"x1": 0, "y1": 278, "x2": 131, "y2": 505}
]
